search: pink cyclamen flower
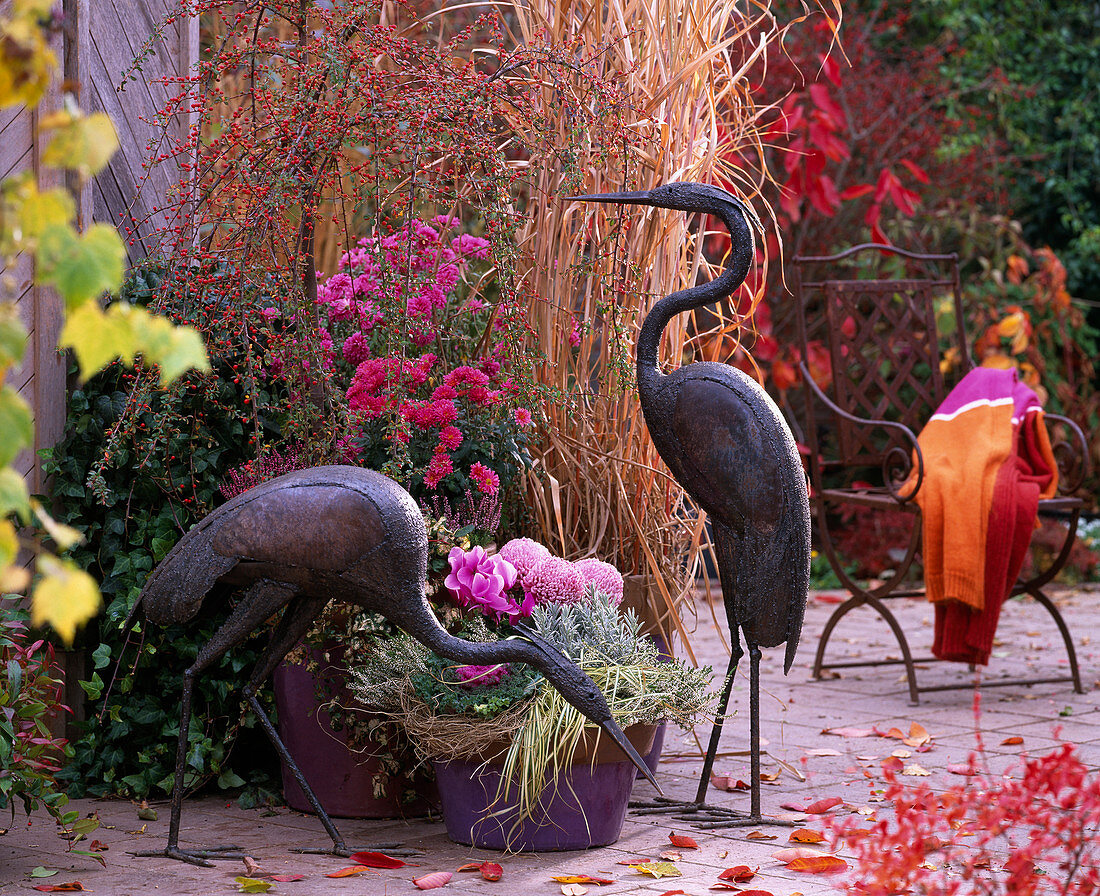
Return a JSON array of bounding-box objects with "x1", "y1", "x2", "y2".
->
[
  {"x1": 469, "y1": 462, "x2": 500, "y2": 496},
  {"x1": 454, "y1": 664, "x2": 509, "y2": 689},
  {"x1": 444, "y1": 546, "x2": 519, "y2": 621},
  {"x1": 524, "y1": 556, "x2": 587, "y2": 606},
  {"x1": 498, "y1": 538, "x2": 552, "y2": 584},
  {"x1": 574, "y1": 558, "x2": 624, "y2": 606}
]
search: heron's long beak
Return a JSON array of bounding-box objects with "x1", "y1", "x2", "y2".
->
[
  {"x1": 571, "y1": 190, "x2": 655, "y2": 206},
  {"x1": 601, "y1": 718, "x2": 663, "y2": 793}
]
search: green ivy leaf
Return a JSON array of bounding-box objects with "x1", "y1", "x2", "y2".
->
[{"x1": 36, "y1": 223, "x2": 125, "y2": 309}]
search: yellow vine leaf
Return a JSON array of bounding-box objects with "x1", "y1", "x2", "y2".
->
[
  {"x1": 0, "y1": 385, "x2": 33, "y2": 467},
  {"x1": 59, "y1": 303, "x2": 210, "y2": 385},
  {"x1": 41, "y1": 111, "x2": 119, "y2": 179},
  {"x1": 32, "y1": 554, "x2": 100, "y2": 644},
  {"x1": 0, "y1": 12, "x2": 54, "y2": 109},
  {"x1": 14, "y1": 182, "x2": 76, "y2": 242},
  {"x1": 31, "y1": 499, "x2": 83, "y2": 551},
  {"x1": 0, "y1": 303, "x2": 27, "y2": 367},
  {"x1": 0, "y1": 467, "x2": 30, "y2": 519},
  {"x1": 37, "y1": 223, "x2": 126, "y2": 309}
]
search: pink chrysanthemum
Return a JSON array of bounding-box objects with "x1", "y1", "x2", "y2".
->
[
  {"x1": 469, "y1": 462, "x2": 500, "y2": 496},
  {"x1": 574, "y1": 558, "x2": 624, "y2": 606},
  {"x1": 438, "y1": 425, "x2": 463, "y2": 450},
  {"x1": 498, "y1": 538, "x2": 552, "y2": 583},
  {"x1": 424, "y1": 451, "x2": 454, "y2": 489},
  {"x1": 524, "y1": 556, "x2": 586, "y2": 606},
  {"x1": 513, "y1": 407, "x2": 533, "y2": 427},
  {"x1": 454, "y1": 664, "x2": 510, "y2": 689}
]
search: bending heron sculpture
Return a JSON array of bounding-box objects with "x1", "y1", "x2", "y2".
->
[
  {"x1": 127, "y1": 466, "x2": 658, "y2": 865},
  {"x1": 575, "y1": 182, "x2": 811, "y2": 826}
]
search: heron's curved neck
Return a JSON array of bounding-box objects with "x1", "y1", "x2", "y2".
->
[{"x1": 636, "y1": 201, "x2": 755, "y2": 383}]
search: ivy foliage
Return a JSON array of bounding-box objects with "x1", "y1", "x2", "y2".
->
[{"x1": 46, "y1": 267, "x2": 281, "y2": 800}]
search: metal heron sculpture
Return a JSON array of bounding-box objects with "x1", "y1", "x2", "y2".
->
[
  {"x1": 127, "y1": 465, "x2": 658, "y2": 865},
  {"x1": 575, "y1": 182, "x2": 811, "y2": 826}
]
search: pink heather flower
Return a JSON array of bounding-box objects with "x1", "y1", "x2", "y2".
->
[
  {"x1": 498, "y1": 538, "x2": 552, "y2": 584},
  {"x1": 444, "y1": 546, "x2": 519, "y2": 621},
  {"x1": 438, "y1": 425, "x2": 463, "y2": 450},
  {"x1": 342, "y1": 331, "x2": 371, "y2": 365},
  {"x1": 514, "y1": 407, "x2": 533, "y2": 427},
  {"x1": 454, "y1": 664, "x2": 510, "y2": 689},
  {"x1": 469, "y1": 462, "x2": 500, "y2": 496},
  {"x1": 423, "y1": 451, "x2": 454, "y2": 489},
  {"x1": 574, "y1": 558, "x2": 624, "y2": 606},
  {"x1": 524, "y1": 556, "x2": 587, "y2": 606}
]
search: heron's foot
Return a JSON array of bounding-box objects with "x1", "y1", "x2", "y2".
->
[
  {"x1": 630, "y1": 798, "x2": 800, "y2": 830},
  {"x1": 293, "y1": 842, "x2": 421, "y2": 858},
  {"x1": 130, "y1": 844, "x2": 246, "y2": 867}
]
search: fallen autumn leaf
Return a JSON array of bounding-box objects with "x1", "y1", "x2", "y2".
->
[
  {"x1": 413, "y1": 871, "x2": 453, "y2": 889},
  {"x1": 348, "y1": 850, "x2": 407, "y2": 868}
]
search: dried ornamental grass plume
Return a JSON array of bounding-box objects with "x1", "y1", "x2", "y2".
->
[
  {"x1": 524, "y1": 556, "x2": 587, "y2": 606},
  {"x1": 498, "y1": 538, "x2": 552, "y2": 583},
  {"x1": 574, "y1": 558, "x2": 624, "y2": 606}
]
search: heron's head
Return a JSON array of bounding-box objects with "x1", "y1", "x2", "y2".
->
[
  {"x1": 514, "y1": 626, "x2": 662, "y2": 793},
  {"x1": 572, "y1": 181, "x2": 762, "y2": 235}
]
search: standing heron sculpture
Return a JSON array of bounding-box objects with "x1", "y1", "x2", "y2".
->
[
  {"x1": 126, "y1": 465, "x2": 658, "y2": 866},
  {"x1": 575, "y1": 182, "x2": 811, "y2": 826}
]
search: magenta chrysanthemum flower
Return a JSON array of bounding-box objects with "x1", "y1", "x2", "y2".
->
[
  {"x1": 513, "y1": 407, "x2": 533, "y2": 427},
  {"x1": 469, "y1": 462, "x2": 500, "y2": 496},
  {"x1": 454, "y1": 664, "x2": 509, "y2": 689},
  {"x1": 574, "y1": 558, "x2": 624, "y2": 606},
  {"x1": 498, "y1": 538, "x2": 552, "y2": 584},
  {"x1": 524, "y1": 556, "x2": 586, "y2": 605},
  {"x1": 444, "y1": 546, "x2": 519, "y2": 621}
]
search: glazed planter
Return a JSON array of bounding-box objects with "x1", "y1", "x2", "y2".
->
[
  {"x1": 273, "y1": 650, "x2": 435, "y2": 819},
  {"x1": 433, "y1": 723, "x2": 656, "y2": 851}
]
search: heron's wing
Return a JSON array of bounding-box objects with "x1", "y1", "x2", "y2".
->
[{"x1": 668, "y1": 370, "x2": 810, "y2": 658}]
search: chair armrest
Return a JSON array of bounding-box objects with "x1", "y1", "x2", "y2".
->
[
  {"x1": 798, "y1": 361, "x2": 924, "y2": 503},
  {"x1": 1044, "y1": 412, "x2": 1090, "y2": 494}
]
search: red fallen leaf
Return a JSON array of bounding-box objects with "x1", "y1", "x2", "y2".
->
[
  {"x1": 268, "y1": 874, "x2": 306, "y2": 882},
  {"x1": 413, "y1": 871, "x2": 453, "y2": 889},
  {"x1": 33, "y1": 886, "x2": 85, "y2": 893},
  {"x1": 772, "y1": 847, "x2": 828, "y2": 863},
  {"x1": 1002, "y1": 735, "x2": 1024, "y2": 745},
  {"x1": 480, "y1": 862, "x2": 503, "y2": 881},
  {"x1": 669, "y1": 832, "x2": 699, "y2": 849},
  {"x1": 326, "y1": 865, "x2": 370, "y2": 878},
  {"x1": 617, "y1": 859, "x2": 650, "y2": 865},
  {"x1": 349, "y1": 851, "x2": 407, "y2": 869},
  {"x1": 718, "y1": 865, "x2": 755, "y2": 882},
  {"x1": 457, "y1": 863, "x2": 482, "y2": 872},
  {"x1": 788, "y1": 855, "x2": 848, "y2": 873},
  {"x1": 87, "y1": 840, "x2": 108, "y2": 851},
  {"x1": 947, "y1": 763, "x2": 980, "y2": 776},
  {"x1": 883, "y1": 726, "x2": 906, "y2": 740},
  {"x1": 738, "y1": 891, "x2": 778, "y2": 896},
  {"x1": 711, "y1": 775, "x2": 750, "y2": 792},
  {"x1": 746, "y1": 830, "x2": 777, "y2": 840},
  {"x1": 804, "y1": 796, "x2": 843, "y2": 814},
  {"x1": 881, "y1": 756, "x2": 904, "y2": 773},
  {"x1": 710, "y1": 884, "x2": 740, "y2": 891},
  {"x1": 789, "y1": 828, "x2": 826, "y2": 843}
]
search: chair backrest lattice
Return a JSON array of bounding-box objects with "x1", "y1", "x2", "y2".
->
[{"x1": 792, "y1": 245, "x2": 971, "y2": 473}]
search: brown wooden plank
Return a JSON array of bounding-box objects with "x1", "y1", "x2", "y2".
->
[{"x1": 0, "y1": 127, "x2": 31, "y2": 181}]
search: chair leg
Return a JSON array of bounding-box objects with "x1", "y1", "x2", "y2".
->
[
  {"x1": 813, "y1": 593, "x2": 923, "y2": 704},
  {"x1": 1022, "y1": 585, "x2": 1084, "y2": 694}
]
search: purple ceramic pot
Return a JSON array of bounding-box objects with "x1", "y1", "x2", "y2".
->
[
  {"x1": 433, "y1": 724, "x2": 656, "y2": 851},
  {"x1": 273, "y1": 653, "x2": 435, "y2": 819}
]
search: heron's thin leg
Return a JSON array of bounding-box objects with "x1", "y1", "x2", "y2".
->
[
  {"x1": 748, "y1": 644, "x2": 761, "y2": 820},
  {"x1": 694, "y1": 638, "x2": 744, "y2": 805},
  {"x1": 134, "y1": 583, "x2": 297, "y2": 866}
]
